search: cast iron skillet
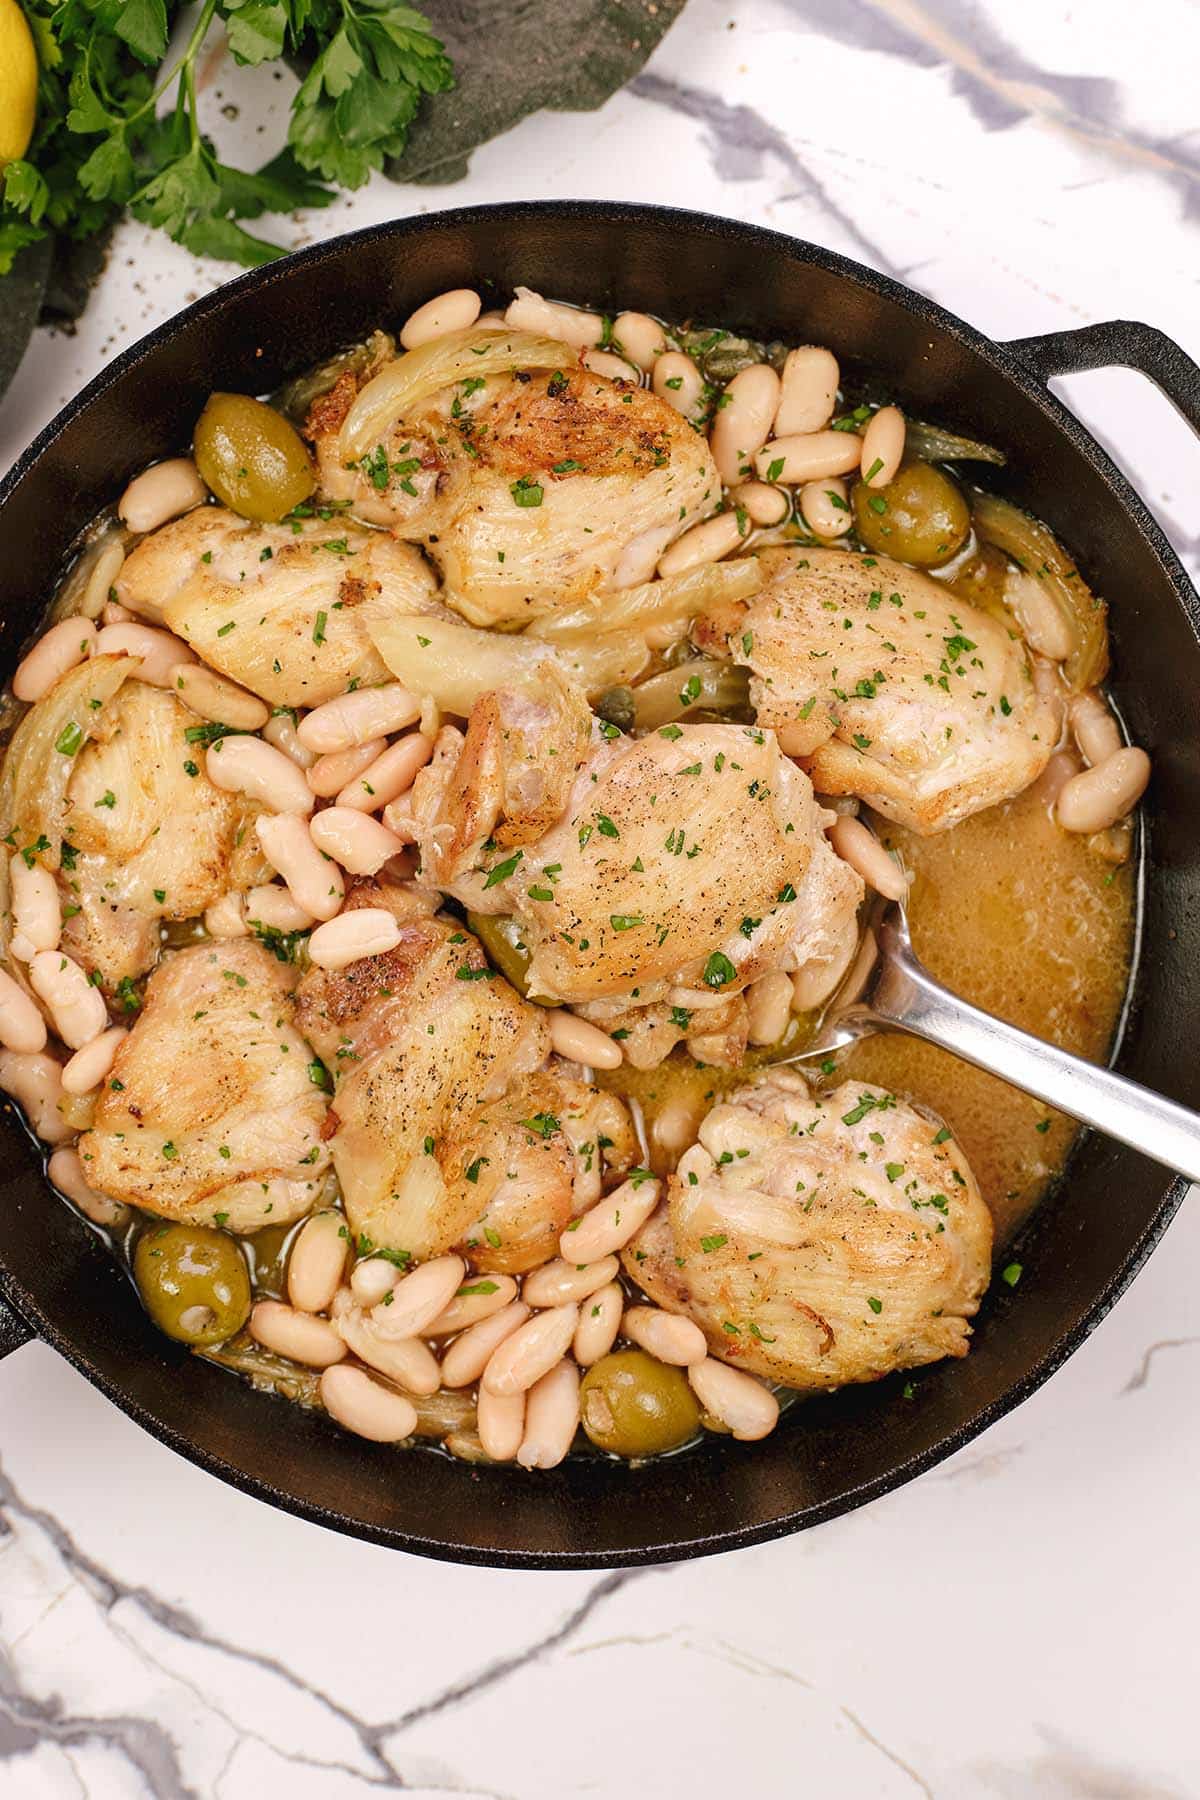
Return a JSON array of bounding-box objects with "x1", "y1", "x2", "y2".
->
[{"x1": 0, "y1": 203, "x2": 1197, "y2": 1568}]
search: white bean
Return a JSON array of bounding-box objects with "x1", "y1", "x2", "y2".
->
[
  {"x1": 399, "y1": 288, "x2": 482, "y2": 349},
  {"x1": 1006, "y1": 570, "x2": 1075, "y2": 663},
  {"x1": 320, "y1": 1364, "x2": 417, "y2": 1441},
  {"x1": 622, "y1": 1305, "x2": 708, "y2": 1366},
  {"x1": 710, "y1": 363, "x2": 782, "y2": 487},
  {"x1": 80, "y1": 537, "x2": 126, "y2": 621},
  {"x1": 827, "y1": 815, "x2": 908, "y2": 901},
  {"x1": 350, "y1": 1257, "x2": 402, "y2": 1307},
  {"x1": 61, "y1": 1026, "x2": 126, "y2": 1096},
  {"x1": 118, "y1": 458, "x2": 207, "y2": 535},
  {"x1": 613, "y1": 311, "x2": 666, "y2": 371},
  {"x1": 330, "y1": 1293, "x2": 441, "y2": 1392},
  {"x1": 798, "y1": 477, "x2": 853, "y2": 539},
  {"x1": 335, "y1": 732, "x2": 433, "y2": 812},
  {"x1": 0, "y1": 1049, "x2": 68, "y2": 1140},
  {"x1": 517, "y1": 1359, "x2": 580, "y2": 1470},
  {"x1": 263, "y1": 711, "x2": 317, "y2": 770},
  {"x1": 521, "y1": 1255, "x2": 619, "y2": 1309},
  {"x1": 504, "y1": 287, "x2": 604, "y2": 348},
  {"x1": 651, "y1": 350, "x2": 705, "y2": 420},
  {"x1": 650, "y1": 1093, "x2": 704, "y2": 1162},
  {"x1": 481, "y1": 1303, "x2": 579, "y2": 1397},
  {"x1": 256, "y1": 814, "x2": 345, "y2": 921},
  {"x1": 791, "y1": 916, "x2": 859, "y2": 1012},
  {"x1": 689, "y1": 1359, "x2": 779, "y2": 1440},
  {"x1": 1030, "y1": 747, "x2": 1084, "y2": 809},
  {"x1": 657, "y1": 513, "x2": 745, "y2": 578},
  {"x1": 28, "y1": 950, "x2": 107, "y2": 1050},
  {"x1": 573, "y1": 1282, "x2": 624, "y2": 1367},
  {"x1": 582, "y1": 348, "x2": 638, "y2": 381},
  {"x1": 860, "y1": 405, "x2": 905, "y2": 488},
  {"x1": 745, "y1": 970, "x2": 794, "y2": 1046},
  {"x1": 243, "y1": 884, "x2": 314, "y2": 932},
  {"x1": 249, "y1": 1299, "x2": 346, "y2": 1367},
  {"x1": 559, "y1": 1175, "x2": 661, "y2": 1264},
  {"x1": 309, "y1": 809, "x2": 408, "y2": 878},
  {"x1": 10, "y1": 854, "x2": 61, "y2": 956},
  {"x1": 424, "y1": 1274, "x2": 519, "y2": 1337},
  {"x1": 95, "y1": 622, "x2": 195, "y2": 687},
  {"x1": 47, "y1": 1145, "x2": 125, "y2": 1226},
  {"x1": 297, "y1": 685, "x2": 421, "y2": 754},
  {"x1": 206, "y1": 736, "x2": 313, "y2": 814},
  {"x1": 307, "y1": 907, "x2": 403, "y2": 971},
  {"x1": 13, "y1": 619, "x2": 97, "y2": 702},
  {"x1": 0, "y1": 972, "x2": 47, "y2": 1054},
  {"x1": 203, "y1": 892, "x2": 248, "y2": 940},
  {"x1": 730, "y1": 481, "x2": 790, "y2": 527},
  {"x1": 611, "y1": 522, "x2": 679, "y2": 589},
  {"x1": 440, "y1": 1300, "x2": 531, "y2": 1388},
  {"x1": 1069, "y1": 689, "x2": 1123, "y2": 767},
  {"x1": 170, "y1": 663, "x2": 270, "y2": 730},
  {"x1": 101, "y1": 600, "x2": 134, "y2": 625},
  {"x1": 369, "y1": 1254, "x2": 465, "y2": 1338},
  {"x1": 547, "y1": 1009, "x2": 622, "y2": 1071},
  {"x1": 1056, "y1": 747, "x2": 1150, "y2": 835},
  {"x1": 774, "y1": 345, "x2": 840, "y2": 436},
  {"x1": 477, "y1": 1384, "x2": 525, "y2": 1461},
  {"x1": 287, "y1": 1211, "x2": 349, "y2": 1313},
  {"x1": 307, "y1": 739, "x2": 386, "y2": 798},
  {"x1": 754, "y1": 432, "x2": 862, "y2": 485}
]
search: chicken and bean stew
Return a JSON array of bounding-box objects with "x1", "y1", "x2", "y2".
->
[{"x1": 0, "y1": 285, "x2": 1141, "y2": 1466}]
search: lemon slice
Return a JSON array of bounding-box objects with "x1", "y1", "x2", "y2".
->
[{"x1": 0, "y1": 0, "x2": 38, "y2": 165}]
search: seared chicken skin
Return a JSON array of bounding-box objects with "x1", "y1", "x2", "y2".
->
[
  {"x1": 626, "y1": 1068, "x2": 993, "y2": 1389},
  {"x1": 81, "y1": 939, "x2": 331, "y2": 1232},
  {"x1": 294, "y1": 880, "x2": 637, "y2": 1264},
  {"x1": 694, "y1": 548, "x2": 1059, "y2": 834}
]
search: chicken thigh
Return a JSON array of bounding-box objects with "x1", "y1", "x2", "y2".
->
[
  {"x1": 694, "y1": 548, "x2": 1059, "y2": 833},
  {"x1": 626, "y1": 1068, "x2": 993, "y2": 1390}
]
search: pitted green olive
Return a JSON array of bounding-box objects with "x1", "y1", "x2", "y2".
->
[
  {"x1": 133, "y1": 1222, "x2": 251, "y2": 1346},
  {"x1": 852, "y1": 459, "x2": 970, "y2": 567},
  {"x1": 193, "y1": 392, "x2": 316, "y2": 522},
  {"x1": 580, "y1": 1349, "x2": 702, "y2": 1458}
]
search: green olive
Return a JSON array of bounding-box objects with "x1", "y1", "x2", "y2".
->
[
  {"x1": 851, "y1": 459, "x2": 970, "y2": 567},
  {"x1": 580, "y1": 1349, "x2": 702, "y2": 1458},
  {"x1": 244, "y1": 1220, "x2": 297, "y2": 1298},
  {"x1": 133, "y1": 1222, "x2": 251, "y2": 1346},
  {"x1": 193, "y1": 392, "x2": 316, "y2": 523},
  {"x1": 467, "y1": 912, "x2": 555, "y2": 1004}
]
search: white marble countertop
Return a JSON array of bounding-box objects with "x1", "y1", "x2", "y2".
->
[{"x1": 1, "y1": 3, "x2": 1198, "y2": 1795}]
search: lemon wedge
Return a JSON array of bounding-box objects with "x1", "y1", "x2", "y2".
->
[{"x1": 0, "y1": 0, "x2": 38, "y2": 165}]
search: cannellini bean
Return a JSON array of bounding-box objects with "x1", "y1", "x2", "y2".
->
[
  {"x1": 440, "y1": 1300, "x2": 531, "y2": 1388},
  {"x1": 582, "y1": 347, "x2": 638, "y2": 381},
  {"x1": 95, "y1": 622, "x2": 195, "y2": 687},
  {"x1": 118, "y1": 457, "x2": 207, "y2": 534},
  {"x1": 399, "y1": 287, "x2": 482, "y2": 349},
  {"x1": 80, "y1": 537, "x2": 126, "y2": 620},
  {"x1": 243, "y1": 884, "x2": 314, "y2": 932},
  {"x1": 650, "y1": 1092, "x2": 704, "y2": 1162},
  {"x1": 101, "y1": 600, "x2": 134, "y2": 625},
  {"x1": 424, "y1": 1273, "x2": 519, "y2": 1337},
  {"x1": 546, "y1": 1009, "x2": 622, "y2": 1071},
  {"x1": 559, "y1": 1175, "x2": 661, "y2": 1264},
  {"x1": 827, "y1": 815, "x2": 908, "y2": 902},
  {"x1": 573, "y1": 1282, "x2": 624, "y2": 1367},
  {"x1": 521, "y1": 1255, "x2": 619, "y2": 1309},
  {"x1": 61, "y1": 1026, "x2": 126, "y2": 1096},
  {"x1": 1030, "y1": 747, "x2": 1083, "y2": 808},
  {"x1": 476, "y1": 310, "x2": 507, "y2": 327},
  {"x1": 791, "y1": 916, "x2": 859, "y2": 1012},
  {"x1": 331, "y1": 1294, "x2": 441, "y2": 1392},
  {"x1": 754, "y1": 432, "x2": 862, "y2": 485},
  {"x1": 612, "y1": 522, "x2": 679, "y2": 589},
  {"x1": 0, "y1": 971, "x2": 47, "y2": 1054},
  {"x1": 504, "y1": 287, "x2": 604, "y2": 348},
  {"x1": 861, "y1": 405, "x2": 905, "y2": 488},
  {"x1": 730, "y1": 481, "x2": 790, "y2": 527},
  {"x1": 320, "y1": 1364, "x2": 417, "y2": 1441},
  {"x1": 746, "y1": 970, "x2": 794, "y2": 1046},
  {"x1": 10, "y1": 855, "x2": 61, "y2": 956},
  {"x1": 287, "y1": 1211, "x2": 349, "y2": 1313},
  {"x1": 622, "y1": 1306, "x2": 708, "y2": 1366},
  {"x1": 255, "y1": 814, "x2": 344, "y2": 921},
  {"x1": 652, "y1": 350, "x2": 705, "y2": 420},
  {"x1": 517, "y1": 1359, "x2": 580, "y2": 1470},
  {"x1": 309, "y1": 809, "x2": 408, "y2": 877},
  {"x1": 477, "y1": 1385, "x2": 525, "y2": 1462},
  {"x1": 798, "y1": 478, "x2": 853, "y2": 539},
  {"x1": 307, "y1": 907, "x2": 403, "y2": 971},
  {"x1": 613, "y1": 311, "x2": 666, "y2": 371},
  {"x1": 481, "y1": 1303, "x2": 579, "y2": 1397},
  {"x1": 1089, "y1": 820, "x2": 1134, "y2": 865},
  {"x1": 262, "y1": 711, "x2": 317, "y2": 770},
  {"x1": 297, "y1": 685, "x2": 421, "y2": 754},
  {"x1": 203, "y1": 892, "x2": 248, "y2": 940},
  {"x1": 48, "y1": 1146, "x2": 125, "y2": 1226},
  {"x1": 369, "y1": 1254, "x2": 464, "y2": 1338},
  {"x1": 350, "y1": 1257, "x2": 402, "y2": 1307},
  {"x1": 1006, "y1": 570, "x2": 1075, "y2": 663},
  {"x1": 689, "y1": 1359, "x2": 779, "y2": 1440},
  {"x1": 336, "y1": 732, "x2": 433, "y2": 812},
  {"x1": 710, "y1": 363, "x2": 782, "y2": 487},
  {"x1": 13, "y1": 618, "x2": 97, "y2": 702},
  {"x1": 1056, "y1": 747, "x2": 1150, "y2": 835},
  {"x1": 28, "y1": 950, "x2": 107, "y2": 1050},
  {"x1": 205, "y1": 736, "x2": 313, "y2": 815},
  {"x1": 774, "y1": 345, "x2": 840, "y2": 436},
  {"x1": 249, "y1": 1300, "x2": 346, "y2": 1367},
  {"x1": 657, "y1": 512, "x2": 745, "y2": 578},
  {"x1": 170, "y1": 663, "x2": 270, "y2": 731},
  {"x1": 1069, "y1": 689, "x2": 1122, "y2": 767},
  {"x1": 0, "y1": 1049, "x2": 69, "y2": 1140},
  {"x1": 307, "y1": 738, "x2": 386, "y2": 798}
]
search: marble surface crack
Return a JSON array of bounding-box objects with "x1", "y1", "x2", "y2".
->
[{"x1": 1122, "y1": 1334, "x2": 1200, "y2": 1393}]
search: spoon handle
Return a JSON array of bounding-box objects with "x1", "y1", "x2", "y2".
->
[{"x1": 873, "y1": 919, "x2": 1200, "y2": 1185}]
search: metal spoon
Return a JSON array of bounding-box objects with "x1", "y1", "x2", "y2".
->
[{"x1": 784, "y1": 899, "x2": 1200, "y2": 1185}]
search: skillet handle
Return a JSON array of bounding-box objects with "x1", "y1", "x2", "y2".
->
[
  {"x1": 1004, "y1": 320, "x2": 1200, "y2": 437},
  {"x1": 0, "y1": 1286, "x2": 34, "y2": 1358}
]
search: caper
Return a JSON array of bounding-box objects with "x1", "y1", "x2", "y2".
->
[
  {"x1": 133, "y1": 1222, "x2": 251, "y2": 1346},
  {"x1": 193, "y1": 392, "x2": 316, "y2": 523},
  {"x1": 580, "y1": 1349, "x2": 702, "y2": 1458},
  {"x1": 851, "y1": 459, "x2": 970, "y2": 567}
]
